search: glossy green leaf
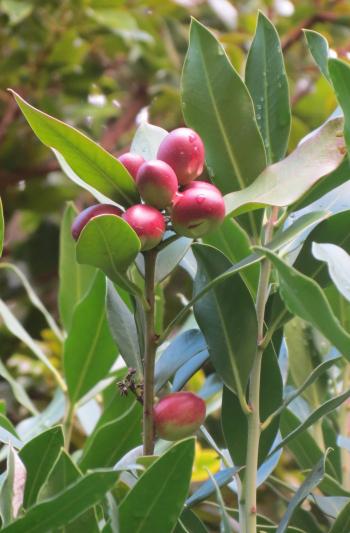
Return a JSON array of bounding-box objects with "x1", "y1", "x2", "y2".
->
[
  {"x1": 204, "y1": 217, "x2": 260, "y2": 296},
  {"x1": 273, "y1": 387, "x2": 350, "y2": 455},
  {"x1": 10, "y1": 91, "x2": 139, "y2": 207},
  {"x1": 222, "y1": 336, "x2": 283, "y2": 468},
  {"x1": 225, "y1": 118, "x2": 345, "y2": 216},
  {"x1": 119, "y1": 438, "x2": 195, "y2": 533},
  {"x1": 304, "y1": 30, "x2": 331, "y2": 82},
  {"x1": 64, "y1": 271, "x2": 117, "y2": 404},
  {"x1": 1, "y1": 470, "x2": 118, "y2": 533},
  {"x1": 76, "y1": 215, "x2": 141, "y2": 285},
  {"x1": 59, "y1": 203, "x2": 96, "y2": 332},
  {"x1": 181, "y1": 18, "x2": 266, "y2": 195},
  {"x1": 79, "y1": 400, "x2": 142, "y2": 472},
  {"x1": 106, "y1": 281, "x2": 143, "y2": 376},
  {"x1": 0, "y1": 197, "x2": 4, "y2": 258},
  {"x1": 38, "y1": 450, "x2": 99, "y2": 532},
  {"x1": 245, "y1": 11, "x2": 290, "y2": 163},
  {"x1": 329, "y1": 59, "x2": 350, "y2": 149},
  {"x1": 329, "y1": 499, "x2": 350, "y2": 532},
  {"x1": 19, "y1": 426, "x2": 63, "y2": 508},
  {"x1": 0, "y1": 446, "x2": 26, "y2": 526},
  {"x1": 130, "y1": 121, "x2": 168, "y2": 160},
  {"x1": 312, "y1": 242, "x2": 350, "y2": 302},
  {"x1": 276, "y1": 454, "x2": 328, "y2": 533},
  {"x1": 261, "y1": 248, "x2": 350, "y2": 359},
  {"x1": 193, "y1": 244, "x2": 257, "y2": 404}
]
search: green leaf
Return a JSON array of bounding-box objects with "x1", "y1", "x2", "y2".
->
[
  {"x1": 0, "y1": 414, "x2": 22, "y2": 449},
  {"x1": 79, "y1": 400, "x2": 142, "y2": 472},
  {"x1": 1, "y1": 470, "x2": 118, "y2": 533},
  {"x1": 222, "y1": 336, "x2": 283, "y2": 467},
  {"x1": 38, "y1": 450, "x2": 99, "y2": 532},
  {"x1": 181, "y1": 18, "x2": 266, "y2": 195},
  {"x1": 0, "y1": 197, "x2": 4, "y2": 258},
  {"x1": 225, "y1": 118, "x2": 345, "y2": 216},
  {"x1": 59, "y1": 203, "x2": 96, "y2": 332},
  {"x1": 208, "y1": 471, "x2": 232, "y2": 533},
  {"x1": 76, "y1": 215, "x2": 141, "y2": 285},
  {"x1": 260, "y1": 248, "x2": 350, "y2": 359},
  {"x1": 176, "y1": 509, "x2": 208, "y2": 533},
  {"x1": 106, "y1": 282, "x2": 143, "y2": 376},
  {"x1": 245, "y1": 11, "x2": 290, "y2": 163},
  {"x1": 193, "y1": 244, "x2": 257, "y2": 404},
  {"x1": 119, "y1": 438, "x2": 195, "y2": 533},
  {"x1": 276, "y1": 453, "x2": 329, "y2": 533},
  {"x1": 130, "y1": 122, "x2": 168, "y2": 160},
  {"x1": 329, "y1": 59, "x2": 350, "y2": 150},
  {"x1": 304, "y1": 30, "x2": 331, "y2": 82},
  {"x1": 64, "y1": 271, "x2": 117, "y2": 404},
  {"x1": 312, "y1": 242, "x2": 350, "y2": 302},
  {"x1": 19, "y1": 426, "x2": 64, "y2": 508},
  {"x1": 329, "y1": 500, "x2": 350, "y2": 532},
  {"x1": 204, "y1": 217, "x2": 260, "y2": 295},
  {"x1": 0, "y1": 446, "x2": 26, "y2": 526},
  {"x1": 0, "y1": 360, "x2": 37, "y2": 416},
  {"x1": 10, "y1": 91, "x2": 138, "y2": 207},
  {"x1": 1, "y1": 0, "x2": 33, "y2": 25},
  {"x1": 186, "y1": 467, "x2": 240, "y2": 507}
]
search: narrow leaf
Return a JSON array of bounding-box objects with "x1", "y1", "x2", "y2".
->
[
  {"x1": 181, "y1": 18, "x2": 266, "y2": 195},
  {"x1": 186, "y1": 467, "x2": 240, "y2": 507},
  {"x1": 19, "y1": 426, "x2": 64, "y2": 508},
  {"x1": 304, "y1": 30, "x2": 331, "y2": 82},
  {"x1": 1, "y1": 470, "x2": 118, "y2": 533},
  {"x1": 312, "y1": 242, "x2": 350, "y2": 302},
  {"x1": 0, "y1": 414, "x2": 22, "y2": 449},
  {"x1": 245, "y1": 11, "x2": 291, "y2": 163},
  {"x1": 225, "y1": 118, "x2": 345, "y2": 216},
  {"x1": 10, "y1": 91, "x2": 139, "y2": 207},
  {"x1": 329, "y1": 59, "x2": 350, "y2": 150},
  {"x1": 119, "y1": 439, "x2": 195, "y2": 533},
  {"x1": 193, "y1": 244, "x2": 257, "y2": 402},
  {"x1": 330, "y1": 499, "x2": 350, "y2": 532},
  {"x1": 59, "y1": 203, "x2": 96, "y2": 332},
  {"x1": 0, "y1": 446, "x2": 26, "y2": 525},
  {"x1": 64, "y1": 271, "x2": 117, "y2": 404},
  {"x1": 0, "y1": 360, "x2": 37, "y2": 416}
]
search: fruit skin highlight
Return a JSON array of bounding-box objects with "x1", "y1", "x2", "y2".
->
[
  {"x1": 71, "y1": 204, "x2": 123, "y2": 241},
  {"x1": 154, "y1": 391, "x2": 206, "y2": 441},
  {"x1": 122, "y1": 204, "x2": 165, "y2": 251},
  {"x1": 170, "y1": 181, "x2": 225, "y2": 238},
  {"x1": 136, "y1": 160, "x2": 178, "y2": 209},
  {"x1": 118, "y1": 152, "x2": 145, "y2": 180},
  {"x1": 157, "y1": 127, "x2": 205, "y2": 185}
]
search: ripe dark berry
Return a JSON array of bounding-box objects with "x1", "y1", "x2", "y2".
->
[
  {"x1": 154, "y1": 391, "x2": 206, "y2": 441},
  {"x1": 122, "y1": 204, "x2": 165, "y2": 251},
  {"x1": 71, "y1": 204, "x2": 123, "y2": 241},
  {"x1": 136, "y1": 160, "x2": 178, "y2": 209},
  {"x1": 118, "y1": 152, "x2": 145, "y2": 180}
]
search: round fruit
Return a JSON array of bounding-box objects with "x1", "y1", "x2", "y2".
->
[
  {"x1": 118, "y1": 152, "x2": 145, "y2": 180},
  {"x1": 136, "y1": 160, "x2": 178, "y2": 209},
  {"x1": 71, "y1": 204, "x2": 123, "y2": 241},
  {"x1": 171, "y1": 183, "x2": 225, "y2": 238},
  {"x1": 154, "y1": 392, "x2": 206, "y2": 441},
  {"x1": 122, "y1": 204, "x2": 165, "y2": 251},
  {"x1": 157, "y1": 127, "x2": 205, "y2": 185}
]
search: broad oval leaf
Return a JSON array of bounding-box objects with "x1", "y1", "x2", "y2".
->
[
  {"x1": 64, "y1": 271, "x2": 117, "y2": 404},
  {"x1": 130, "y1": 122, "x2": 168, "y2": 161},
  {"x1": 245, "y1": 11, "x2": 290, "y2": 163},
  {"x1": 19, "y1": 426, "x2": 64, "y2": 508},
  {"x1": 10, "y1": 91, "x2": 139, "y2": 207},
  {"x1": 193, "y1": 244, "x2": 257, "y2": 403},
  {"x1": 304, "y1": 30, "x2": 331, "y2": 83},
  {"x1": 1, "y1": 470, "x2": 119, "y2": 533},
  {"x1": 76, "y1": 214, "x2": 141, "y2": 282},
  {"x1": 312, "y1": 242, "x2": 350, "y2": 302},
  {"x1": 59, "y1": 203, "x2": 96, "y2": 332},
  {"x1": 181, "y1": 18, "x2": 266, "y2": 195},
  {"x1": 225, "y1": 118, "x2": 345, "y2": 216},
  {"x1": 119, "y1": 438, "x2": 195, "y2": 533},
  {"x1": 79, "y1": 400, "x2": 142, "y2": 472}
]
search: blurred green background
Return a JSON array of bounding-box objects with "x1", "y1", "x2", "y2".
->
[{"x1": 0, "y1": 0, "x2": 349, "y2": 411}]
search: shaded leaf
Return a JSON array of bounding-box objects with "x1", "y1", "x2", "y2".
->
[
  {"x1": 130, "y1": 122, "x2": 168, "y2": 161},
  {"x1": 119, "y1": 439, "x2": 195, "y2": 533},
  {"x1": 0, "y1": 197, "x2": 3, "y2": 257},
  {"x1": 329, "y1": 59, "x2": 350, "y2": 150},
  {"x1": 176, "y1": 509, "x2": 208, "y2": 532},
  {"x1": 0, "y1": 414, "x2": 22, "y2": 449},
  {"x1": 245, "y1": 11, "x2": 290, "y2": 163},
  {"x1": 312, "y1": 242, "x2": 350, "y2": 302},
  {"x1": 0, "y1": 360, "x2": 37, "y2": 416},
  {"x1": 329, "y1": 499, "x2": 350, "y2": 532}
]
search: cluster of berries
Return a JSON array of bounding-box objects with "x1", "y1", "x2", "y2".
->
[{"x1": 71, "y1": 127, "x2": 225, "y2": 249}]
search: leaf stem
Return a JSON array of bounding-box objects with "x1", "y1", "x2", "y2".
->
[
  {"x1": 241, "y1": 207, "x2": 278, "y2": 533},
  {"x1": 143, "y1": 249, "x2": 157, "y2": 455}
]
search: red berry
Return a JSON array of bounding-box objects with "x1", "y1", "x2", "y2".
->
[
  {"x1": 157, "y1": 128, "x2": 205, "y2": 185},
  {"x1": 171, "y1": 182, "x2": 225, "y2": 238},
  {"x1": 71, "y1": 204, "x2": 123, "y2": 241},
  {"x1": 136, "y1": 160, "x2": 178, "y2": 209},
  {"x1": 154, "y1": 392, "x2": 206, "y2": 441},
  {"x1": 122, "y1": 204, "x2": 165, "y2": 251},
  {"x1": 118, "y1": 152, "x2": 145, "y2": 180}
]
